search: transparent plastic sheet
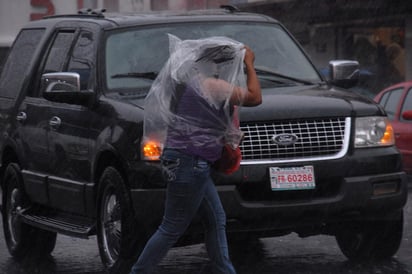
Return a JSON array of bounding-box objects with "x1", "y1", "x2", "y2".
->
[{"x1": 143, "y1": 35, "x2": 247, "y2": 161}]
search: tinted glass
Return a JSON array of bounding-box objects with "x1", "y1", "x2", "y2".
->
[
  {"x1": 400, "y1": 88, "x2": 412, "y2": 122},
  {"x1": 43, "y1": 31, "x2": 75, "y2": 73},
  {"x1": 105, "y1": 22, "x2": 321, "y2": 92},
  {"x1": 380, "y1": 88, "x2": 403, "y2": 120},
  {"x1": 0, "y1": 29, "x2": 45, "y2": 98},
  {"x1": 0, "y1": 47, "x2": 9, "y2": 74},
  {"x1": 68, "y1": 31, "x2": 95, "y2": 90}
]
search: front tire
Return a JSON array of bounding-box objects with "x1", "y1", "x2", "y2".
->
[
  {"x1": 96, "y1": 167, "x2": 144, "y2": 274},
  {"x1": 2, "y1": 163, "x2": 57, "y2": 259},
  {"x1": 335, "y1": 211, "x2": 403, "y2": 262}
]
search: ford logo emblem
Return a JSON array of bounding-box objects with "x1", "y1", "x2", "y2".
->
[{"x1": 272, "y1": 133, "x2": 299, "y2": 146}]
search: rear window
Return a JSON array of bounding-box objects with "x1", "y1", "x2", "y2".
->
[{"x1": 0, "y1": 29, "x2": 45, "y2": 99}]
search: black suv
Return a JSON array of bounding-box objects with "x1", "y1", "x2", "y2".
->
[{"x1": 0, "y1": 7, "x2": 408, "y2": 273}]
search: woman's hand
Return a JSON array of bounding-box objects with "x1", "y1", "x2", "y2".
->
[
  {"x1": 202, "y1": 45, "x2": 262, "y2": 107},
  {"x1": 243, "y1": 46, "x2": 255, "y2": 68},
  {"x1": 230, "y1": 46, "x2": 262, "y2": 106}
]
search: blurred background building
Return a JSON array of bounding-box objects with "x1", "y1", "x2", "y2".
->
[
  {"x1": 1, "y1": 0, "x2": 411, "y2": 95},
  {"x1": 239, "y1": 0, "x2": 412, "y2": 95}
]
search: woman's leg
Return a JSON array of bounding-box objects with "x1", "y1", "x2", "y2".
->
[
  {"x1": 129, "y1": 151, "x2": 210, "y2": 274},
  {"x1": 198, "y1": 178, "x2": 236, "y2": 274}
]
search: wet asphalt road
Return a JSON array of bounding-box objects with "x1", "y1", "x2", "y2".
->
[{"x1": 0, "y1": 187, "x2": 411, "y2": 274}]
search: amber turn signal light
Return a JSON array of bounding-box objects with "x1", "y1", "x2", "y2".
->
[
  {"x1": 381, "y1": 123, "x2": 394, "y2": 145},
  {"x1": 142, "y1": 141, "x2": 162, "y2": 161}
]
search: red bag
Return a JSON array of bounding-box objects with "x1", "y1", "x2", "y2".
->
[
  {"x1": 213, "y1": 106, "x2": 242, "y2": 174},
  {"x1": 213, "y1": 144, "x2": 242, "y2": 174}
]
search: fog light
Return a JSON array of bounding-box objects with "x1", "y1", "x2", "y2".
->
[{"x1": 373, "y1": 182, "x2": 399, "y2": 196}]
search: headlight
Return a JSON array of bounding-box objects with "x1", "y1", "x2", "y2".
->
[{"x1": 354, "y1": 116, "x2": 394, "y2": 148}]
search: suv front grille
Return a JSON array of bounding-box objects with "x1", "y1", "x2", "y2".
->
[{"x1": 239, "y1": 117, "x2": 350, "y2": 163}]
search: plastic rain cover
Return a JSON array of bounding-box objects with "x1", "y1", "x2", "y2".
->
[{"x1": 143, "y1": 35, "x2": 247, "y2": 161}]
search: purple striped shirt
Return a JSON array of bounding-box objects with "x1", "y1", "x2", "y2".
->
[{"x1": 165, "y1": 84, "x2": 226, "y2": 162}]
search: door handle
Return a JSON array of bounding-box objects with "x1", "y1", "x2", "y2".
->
[
  {"x1": 49, "y1": 116, "x2": 61, "y2": 130},
  {"x1": 16, "y1": 112, "x2": 27, "y2": 122}
]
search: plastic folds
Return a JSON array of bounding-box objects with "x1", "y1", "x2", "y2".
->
[{"x1": 143, "y1": 34, "x2": 247, "y2": 162}]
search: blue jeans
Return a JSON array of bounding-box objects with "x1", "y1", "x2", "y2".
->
[{"x1": 129, "y1": 149, "x2": 236, "y2": 274}]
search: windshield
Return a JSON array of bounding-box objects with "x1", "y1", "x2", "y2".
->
[{"x1": 104, "y1": 22, "x2": 321, "y2": 93}]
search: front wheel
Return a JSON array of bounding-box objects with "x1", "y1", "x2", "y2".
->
[
  {"x1": 96, "y1": 167, "x2": 146, "y2": 274},
  {"x1": 2, "y1": 163, "x2": 57, "y2": 259},
  {"x1": 335, "y1": 211, "x2": 404, "y2": 262}
]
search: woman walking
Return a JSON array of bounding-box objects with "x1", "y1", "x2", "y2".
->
[{"x1": 130, "y1": 35, "x2": 261, "y2": 274}]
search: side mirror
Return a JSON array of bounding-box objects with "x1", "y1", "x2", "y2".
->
[
  {"x1": 328, "y1": 60, "x2": 360, "y2": 89},
  {"x1": 402, "y1": 110, "x2": 412, "y2": 120},
  {"x1": 41, "y1": 72, "x2": 94, "y2": 106}
]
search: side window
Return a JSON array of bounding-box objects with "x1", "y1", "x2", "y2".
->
[
  {"x1": 400, "y1": 88, "x2": 412, "y2": 122},
  {"x1": 0, "y1": 29, "x2": 45, "y2": 99},
  {"x1": 30, "y1": 30, "x2": 76, "y2": 97},
  {"x1": 379, "y1": 88, "x2": 403, "y2": 120},
  {"x1": 379, "y1": 92, "x2": 390, "y2": 106},
  {"x1": 68, "y1": 30, "x2": 95, "y2": 90},
  {"x1": 42, "y1": 31, "x2": 75, "y2": 74},
  {"x1": 0, "y1": 47, "x2": 10, "y2": 74}
]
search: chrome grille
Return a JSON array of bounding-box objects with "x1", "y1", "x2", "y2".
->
[{"x1": 239, "y1": 117, "x2": 350, "y2": 163}]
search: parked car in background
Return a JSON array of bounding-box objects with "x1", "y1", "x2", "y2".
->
[{"x1": 375, "y1": 81, "x2": 412, "y2": 174}]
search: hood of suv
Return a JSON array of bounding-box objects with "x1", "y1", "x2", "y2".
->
[
  {"x1": 128, "y1": 84, "x2": 383, "y2": 121},
  {"x1": 239, "y1": 84, "x2": 382, "y2": 122}
]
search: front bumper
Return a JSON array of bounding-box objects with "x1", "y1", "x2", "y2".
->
[
  {"x1": 129, "y1": 146, "x2": 408, "y2": 233},
  {"x1": 130, "y1": 171, "x2": 407, "y2": 232}
]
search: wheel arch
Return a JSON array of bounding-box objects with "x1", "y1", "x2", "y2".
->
[
  {"x1": 1, "y1": 145, "x2": 20, "y2": 189},
  {"x1": 93, "y1": 146, "x2": 130, "y2": 201}
]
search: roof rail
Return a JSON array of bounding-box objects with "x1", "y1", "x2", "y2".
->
[
  {"x1": 220, "y1": 5, "x2": 239, "y2": 13},
  {"x1": 78, "y1": 8, "x2": 106, "y2": 17}
]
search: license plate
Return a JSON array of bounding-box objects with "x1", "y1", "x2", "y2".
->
[{"x1": 270, "y1": 166, "x2": 315, "y2": 191}]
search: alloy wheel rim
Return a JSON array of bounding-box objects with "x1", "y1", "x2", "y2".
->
[
  {"x1": 101, "y1": 188, "x2": 122, "y2": 265},
  {"x1": 7, "y1": 188, "x2": 21, "y2": 247}
]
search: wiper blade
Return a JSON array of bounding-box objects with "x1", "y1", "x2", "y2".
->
[
  {"x1": 254, "y1": 66, "x2": 314, "y2": 85},
  {"x1": 118, "y1": 92, "x2": 148, "y2": 99},
  {"x1": 111, "y1": 71, "x2": 158, "y2": 80}
]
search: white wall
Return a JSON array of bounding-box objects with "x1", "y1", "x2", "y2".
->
[
  {"x1": 0, "y1": 0, "x2": 79, "y2": 46},
  {"x1": 0, "y1": 0, "x2": 170, "y2": 46},
  {"x1": 118, "y1": 0, "x2": 151, "y2": 12},
  {"x1": 0, "y1": 1, "x2": 31, "y2": 46}
]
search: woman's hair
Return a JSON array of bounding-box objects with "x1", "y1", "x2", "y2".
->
[{"x1": 195, "y1": 45, "x2": 236, "y2": 64}]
